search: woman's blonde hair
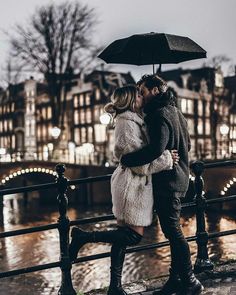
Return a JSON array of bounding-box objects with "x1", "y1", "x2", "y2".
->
[{"x1": 104, "y1": 85, "x2": 137, "y2": 117}]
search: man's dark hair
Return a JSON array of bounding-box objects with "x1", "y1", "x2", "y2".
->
[{"x1": 137, "y1": 74, "x2": 167, "y2": 92}]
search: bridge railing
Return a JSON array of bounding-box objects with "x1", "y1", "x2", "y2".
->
[{"x1": 0, "y1": 161, "x2": 236, "y2": 295}]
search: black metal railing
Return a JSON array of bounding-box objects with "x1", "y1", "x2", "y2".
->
[{"x1": 0, "y1": 161, "x2": 236, "y2": 295}]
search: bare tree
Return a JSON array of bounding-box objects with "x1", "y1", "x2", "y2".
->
[
  {"x1": 10, "y1": 1, "x2": 99, "y2": 128},
  {"x1": 202, "y1": 54, "x2": 232, "y2": 69}
]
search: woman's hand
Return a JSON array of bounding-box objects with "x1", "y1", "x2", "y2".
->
[{"x1": 170, "y1": 150, "x2": 179, "y2": 165}]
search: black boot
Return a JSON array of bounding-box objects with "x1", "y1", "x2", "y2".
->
[
  {"x1": 153, "y1": 268, "x2": 182, "y2": 295},
  {"x1": 179, "y1": 273, "x2": 204, "y2": 295},
  {"x1": 69, "y1": 226, "x2": 142, "y2": 261},
  {"x1": 107, "y1": 244, "x2": 127, "y2": 295}
]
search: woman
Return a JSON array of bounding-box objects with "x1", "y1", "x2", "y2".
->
[{"x1": 69, "y1": 85, "x2": 179, "y2": 295}]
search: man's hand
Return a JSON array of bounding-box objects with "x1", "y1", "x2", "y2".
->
[{"x1": 170, "y1": 150, "x2": 179, "y2": 165}]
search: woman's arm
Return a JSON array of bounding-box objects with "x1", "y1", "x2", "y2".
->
[{"x1": 114, "y1": 119, "x2": 173, "y2": 176}]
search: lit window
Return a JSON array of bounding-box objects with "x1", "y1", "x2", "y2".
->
[
  {"x1": 95, "y1": 88, "x2": 100, "y2": 100},
  {"x1": 205, "y1": 102, "x2": 210, "y2": 117},
  {"x1": 42, "y1": 108, "x2": 47, "y2": 120},
  {"x1": 205, "y1": 119, "x2": 210, "y2": 135},
  {"x1": 74, "y1": 95, "x2": 78, "y2": 108},
  {"x1": 187, "y1": 119, "x2": 195, "y2": 136},
  {"x1": 74, "y1": 128, "x2": 80, "y2": 145},
  {"x1": 181, "y1": 99, "x2": 187, "y2": 113},
  {"x1": 80, "y1": 110, "x2": 85, "y2": 124},
  {"x1": 94, "y1": 106, "x2": 100, "y2": 121},
  {"x1": 88, "y1": 127, "x2": 93, "y2": 142},
  {"x1": 81, "y1": 127, "x2": 87, "y2": 143},
  {"x1": 198, "y1": 101, "x2": 203, "y2": 116},
  {"x1": 87, "y1": 109, "x2": 92, "y2": 123},
  {"x1": 74, "y1": 112, "x2": 79, "y2": 125},
  {"x1": 94, "y1": 124, "x2": 106, "y2": 142},
  {"x1": 48, "y1": 107, "x2": 52, "y2": 119},
  {"x1": 187, "y1": 100, "x2": 194, "y2": 114},
  {"x1": 85, "y1": 93, "x2": 91, "y2": 105},
  {"x1": 79, "y1": 95, "x2": 84, "y2": 106},
  {"x1": 197, "y1": 120, "x2": 203, "y2": 135},
  {"x1": 12, "y1": 135, "x2": 15, "y2": 149}
]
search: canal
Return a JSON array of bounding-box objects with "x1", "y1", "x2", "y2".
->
[{"x1": 0, "y1": 193, "x2": 236, "y2": 294}]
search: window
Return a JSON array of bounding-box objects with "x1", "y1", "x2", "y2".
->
[
  {"x1": 198, "y1": 101, "x2": 203, "y2": 116},
  {"x1": 94, "y1": 106, "x2": 100, "y2": 121},
  {"x1": 81, "y1": 127, "x2": 87, "y2": 143},
  {"x1": 187, "y1": 119, "x2": 195, "y2": 136},
  {"x1": 205, "y1": 119, "x2": 210, "y2": 135},
  {"x1": 197, "y1": 120, "x2": 203, "y2": 135},
  {"x1": 205, "y1": 102, "x2": 210, "y2": 117},
  {"x1": 79, "y1": 95, "x2": 84, "y2": 106},
  {"x1": 74, "y1": 95, "x2": 79, "y2": 108},
  {"x1": 74, "y1": 128, "x2": 80, "y2": 145},
  {"x1": 48, "y1": 107, "x2": 52, "y2": 119},
  {"x1": 74, "y1": 111, "x2": 79, "y2": 125},
  {"x1": 95, "y1": 88, "x2": 100, "y2": 100},
  {"x1": 86, "y1": 109, "x2": 92, "y2": 123},
  {"x1": 85, "y1": 93, "x2": 91, "y2": 105},
  {"x1": 94, "y1": 124, "x2": 106, "y2": 142},
  {"x1": 88, "y1": 127, "x2": 93, "y2": 142},
  {"x1": 42, "y1": 108, "x2": 47, "y2": 120},
  {"x1": 80, "y1": 110, "x2": 85, "y2": 124},
  {"x1": 12, "y1": 135, "x2": 15, "y2": 149}
]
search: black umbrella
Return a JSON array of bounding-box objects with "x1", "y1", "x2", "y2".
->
[{"x1": 98, "y1": 32, "x2": 207, "y2": 73}]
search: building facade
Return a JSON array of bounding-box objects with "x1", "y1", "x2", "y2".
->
[{"x1": 0, "y1": 67, "x2": 235, "y2": 165}]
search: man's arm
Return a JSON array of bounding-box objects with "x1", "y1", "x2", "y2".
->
[{"x1": 121, "y1": 119, "x2": 169, "y2": 167}]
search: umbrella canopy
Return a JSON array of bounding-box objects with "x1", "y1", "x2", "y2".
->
[{"x1": 98, "y1": 32, "x2": 206, "y2": 66}]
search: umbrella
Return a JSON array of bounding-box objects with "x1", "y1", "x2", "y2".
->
[{"x1": 98, "y1": 32, "x2": 207, "y2": 73}]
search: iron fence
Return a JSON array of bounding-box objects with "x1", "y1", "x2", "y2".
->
[{"x1": 0, "y1": 161, "x2": 236, "y2": 294}]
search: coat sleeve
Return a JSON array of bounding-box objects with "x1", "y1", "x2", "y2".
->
[
  {"x1": 114, "y1": 119, "x2": 173, "y2": 176},
  {"x1": 120, "y1": 116, "x2": 170, "y2": 167}
]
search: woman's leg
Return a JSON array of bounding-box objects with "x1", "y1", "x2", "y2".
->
[{"x1": 69, "y1": 223, "x2": 143, "y2": 295}]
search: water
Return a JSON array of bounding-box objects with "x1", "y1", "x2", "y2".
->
[{"x1": 0, "y1": 193, "x2": 236, "y2": 294}]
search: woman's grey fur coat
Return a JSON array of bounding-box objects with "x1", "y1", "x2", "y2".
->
[{"x1": 111, "y1": 110, "x2": 173, "y2": 226}]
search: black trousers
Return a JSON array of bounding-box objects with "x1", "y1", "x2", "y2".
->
[{"x1": 155, "y1": 189, "x2": 192, "y2": 278}]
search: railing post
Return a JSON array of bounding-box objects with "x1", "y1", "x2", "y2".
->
[
  {"x1": 191, "y1": 161, "x2": 214, "y2": 273},
  {"x1": 0, "y1": 185, "x2": 4, "y2": 226},
  {"x1": 56, "y1": 164, "x2": 76, "y2": 295}
]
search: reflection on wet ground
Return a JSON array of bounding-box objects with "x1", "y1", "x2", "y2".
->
[{"x1": 0, "y1": 194, "x2": 236, "y2": 294}]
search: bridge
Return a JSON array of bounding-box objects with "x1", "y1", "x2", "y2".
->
[{"x1": 0, "y1": 161, "x2": 114, "y2": 205}]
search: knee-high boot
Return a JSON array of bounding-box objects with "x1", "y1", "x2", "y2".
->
[
  {"x1": 69, "y1": 226, "x2": 142, "y2": 261},
  {"x1": 107, "y1": 244, "x2": 127, "y2": 295}
]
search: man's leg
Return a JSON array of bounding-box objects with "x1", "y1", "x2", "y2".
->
[{"x1": 155, "y1": 190, "x2": 203, "y2": 295}]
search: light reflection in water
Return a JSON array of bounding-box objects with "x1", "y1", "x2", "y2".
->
[{"x1": 0, "y1": 194, "x2": 235, "y2": 294}]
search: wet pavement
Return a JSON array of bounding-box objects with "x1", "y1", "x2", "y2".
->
[{"x1": 87, "y1": 261, "x2": 236, "y2": 295}]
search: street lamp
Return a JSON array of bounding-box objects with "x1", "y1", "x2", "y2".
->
[
  {"x1": 50, "y1": 126, "x2": 61, "y2": 139},
  {"x1": 99, "y1": 113, "x2": 111, "y2": 166}
]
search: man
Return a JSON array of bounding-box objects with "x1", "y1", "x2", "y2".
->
[{"x1": 120, "y1": 74, "x2": 203, "y2": 295}]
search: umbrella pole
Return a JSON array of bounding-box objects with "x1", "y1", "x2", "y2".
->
[{"x1": 152, "y1": 64, "x2": 155, "y2": 74}]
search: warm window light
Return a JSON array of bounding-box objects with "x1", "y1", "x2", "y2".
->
[
  {"x1": 99, "y1": 113, "x2": 111, "y2": 125},
  {"x1": 68, "y1": 142, "x2": 76, "y2": 150},
  {"x1": 220, "y1": 124, "x2": 229, "y2": 136},
  {"x1": 50, "y1": 126, "x2": 61, "y2": 139},
  {"x1": 82, "y1": 143, "x2": 94, "y2": 154}
]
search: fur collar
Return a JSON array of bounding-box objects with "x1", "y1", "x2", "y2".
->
[{"x1": 115, "y1": 110, "x2": 144, "y2": 126}]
